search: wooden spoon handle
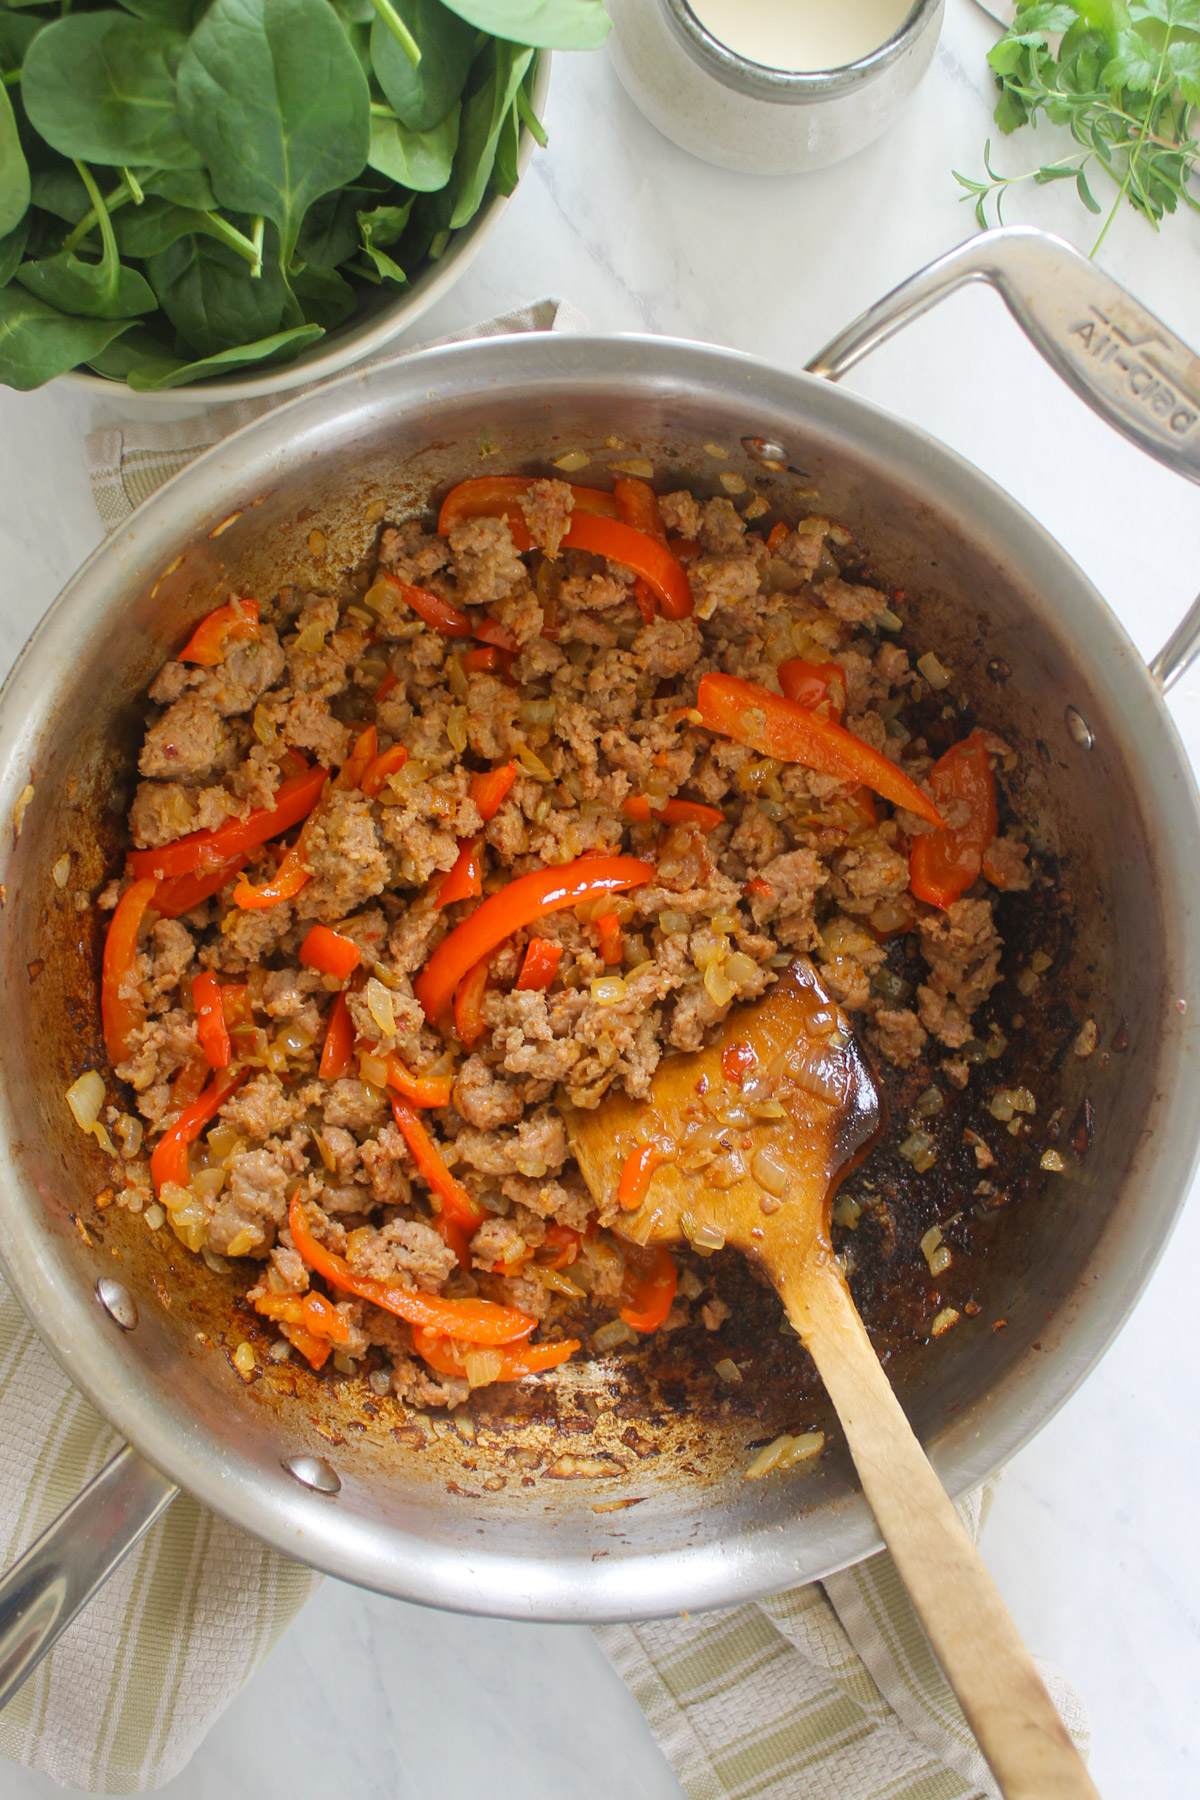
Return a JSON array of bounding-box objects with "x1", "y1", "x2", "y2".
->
[{"x1": 787, "y1": 1265, "x2": 1101, "y2": 1800}]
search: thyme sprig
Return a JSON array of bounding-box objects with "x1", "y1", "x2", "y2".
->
[{"x1": 954, "y1": 0, "x2": 1200, "y2": 256}]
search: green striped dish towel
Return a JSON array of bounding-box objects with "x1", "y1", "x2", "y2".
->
[
  {"x1": 596, "y1": 1484, "x2": 1089, "y2": 1800},
  {"x1": 0, "y1": 298, "x2": 1088, "y2": 1795}
]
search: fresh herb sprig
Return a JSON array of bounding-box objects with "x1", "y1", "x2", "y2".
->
[
  {"x1": 955, "y1": 0, "x2": 1200, "y2": 256},
  {"x1": 0, "y1": 0, "x2": 610, "y2": 391}
]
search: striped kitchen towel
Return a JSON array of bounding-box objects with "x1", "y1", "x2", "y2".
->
[
  {"x1": 596, "y1": 1485, "x2": 1089, "y2": 1800},
  {"x1": 0, "y1": 293, "x2": 1088, "y2": 1795}
]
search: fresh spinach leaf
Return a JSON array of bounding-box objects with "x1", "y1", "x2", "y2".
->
[
  {"x1": 178, "y1": 0, "x2": 370, "y2": 269},
  {"x1": 295, "y1": 186, "x2": 361, "y2": 269},
  {"x1": 442, "y1": 0, "x2": 608, "y2": 48},
  {"x1": 29, "y1": 167, "x2": 91, "y2": 225},
  {"x1": 491, "y1": 96, "x2": 520, "y2": 195},
  {"x1": 117, "y1": 0, "x2": 206, "y2": 27},
  {"x1": 114, "y1": 195, "x2": 262, "y2": 267},
  {"x1": 0, "y1": 216, "x2": 30, "y2": 287},
  {"x1": 0, "y1": 286, "x2": 132, "y2": 388},
  {"x1": 22, "y1": 15, "x2": 202, "y2": 170},
  {"x1": 357, "y1": 197, "x2": 412, "y2": 280},
  {"x1": 142, "y1": 167, "x2": 219, "y2": 210},
  {"x1": 0, "y1": 79, "x2": 29, "y2": 238},
  {"x1": 370, "y1": 0, "x2": 476, "y2": 130},
  {"x1": 147, "y1": 225, "x2": 285, "y2": 355},
  {"x1": 0, "y1": 12, "x2": 45, "y2": 74},
  {"x1": 450, "y1": 40, "x2": 531, "y2": 227},
  {"x1": 291, "y1": 260, "x2": 357, "y2": 327},
  {"x1": 126, "y1": 320, "x2": 322, "y2": 388},
  {"x1": 17, "y1": 247, "x2": 156, "y2": 317},
  {"x1": 367, "y1": 101, "x2": 459, "y2": 189}
]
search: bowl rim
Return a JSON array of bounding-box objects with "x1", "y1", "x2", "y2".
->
[
  {"x1": 2, "y1": 328, "x2": 1199, "y2": 1620},
  {"x1": 60, "y1": 51, "x2": 552, "y2": 408},
  {"x1": 665, "y1": 0, "x2": 941, "y2": 99}
]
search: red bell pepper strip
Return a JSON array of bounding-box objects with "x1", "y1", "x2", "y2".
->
[
  {"x1": 617, "y1": 1143, "x2": 669, "y2": 1212},
  {"x1": 463, "y1": 645, "x2": 500, "y2": 675},
  {"x1": 386, "y1": 1054, "x2": 453, "y2": 1110},
  {"x1": 377, "y1": 572, "x2": 472, "y2": 637},
  {"x1": 694, "y1": 674, "x2": 944, "y2": 828},
  {"x1": 470, "y1": 761, "x2": 517, "y2": 821},
  {"x1": 560, "y1": 513, "x2": 693, "y2": 621},
  {"x1": 169, "y1": 1048, "x2": 211, "y2": 1115},
  {"x1": 436, "y1": 834, "x2": 485, "y2": 909},
  {"x1": 232, "y1": 724, "x2": 380, "y2": 910},
  {"x1": 128, "y1": 764, "x2": 326, "y2": 880},
  {"x1": 192, "y1": 970, "x2": 231, "y2": 1069},
  {"x1": 437, "y1": 476, "x2": 620, "y2": 542},
  {"x1": 288, "y1": 1197, "x2": 532, "y2": 1344},
  {"x1": 374, "y1": 666, "x2": 398, "y2": 703},
  {"x1": 619, "y1": 1244, "x2": 678, "y2": 1333},
  {"x1": 231, "y1": 832, "x2": 313, "y2": 910},
  {"x1": 767, "y1": 521, "x2": 789, "y2": 551},
  {"x1": 318, "y1": 991, "x2": 355, "y2": 1080},
  {"x1": 101, "y1": 876, "x2": 159, "y2": 1064},
  {"x1": 361, "y1": 742, "x2": 408, "y2": 799},
  {"x1": 178, "y1": 596, "x2": 260, "y2": 666},
  {"x1": 671, "y1": 537, "x2": 702, "y2": 567},
  {"x1": 614, "y1": 478, "x2": 667, "y2": 623},
  {"x1": 415, "y1": 855, "x2": 655, "y2": 1024},
  {"x1": 453, "y1": 951, "x2": 491, "y2": 1048},
  {"x1": 301, "y1": 1290, "x2": 352, "y2": 1345},
  {"x1": 596, "y1": 911, "x2": 624, "y2": 966},
  {"x1": 516, "y1": 936, "x2": 563, "y2": 990},
  {"x1": 299, "y1": 925, "x2": 362, "y2": 979},
  {"x1": 150, "y1": 1065, "x2": 247, "y2": 1193},
  {"x1": 778, "y1": 658, "x2": 847, "y2": 721},
  {"x1": 336, "y1": 723, "x2": 378, "y2": 792},
  {"x1": 390, "y1": 1094, "x2": 484, "y2": 1229},
  {"x1": 744, "y1": 877, "x2": 773, "y2": 898},
  {"x1": 538, "y1": 1224, "x2": 582, "y2": 1269},
  {"x1": 152, "y1": 855, "x2": 248, "y2": 918},
  {"x1": 286, "y1": 1320, "x2": 331, "y2": 1371},
  {"x1": 475, "y1": 614, "x2": 521, "y2": 654},
  {"x1": 613, "y1": 476, "x2": 666, "y2": 542},
  {"x1": 909, "y1": 731, "x2": 998, "y2": 909},
  {"x1": 622, "y1": 795, "x2": 725, "y2": 831},
  {"x1": 411, "y1": 1325, "x2": 579, "y2": 1384}
]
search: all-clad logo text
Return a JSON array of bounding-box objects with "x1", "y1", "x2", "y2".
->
[{"x1": 1069, "y1": 307, "x2": 1198, "y2": 437}]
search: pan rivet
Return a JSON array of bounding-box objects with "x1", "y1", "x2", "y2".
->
[
  {"x1": 740, "y1": 435, "x2": 789, "y2": 470},
  {"x1": 282, "y1": 1454, "x2": 341, "y2": 1495},
  {"x1": 1065, "y1": 706, "x2": 1094, "y2": 750},
  {"x1": 95, "y1": 1277, "x2": 138, "y2": 1332}
]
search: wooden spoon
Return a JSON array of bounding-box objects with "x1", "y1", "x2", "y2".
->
[{"x1": 568, "y1": 956, "x2": 1100, "y2": 1800}]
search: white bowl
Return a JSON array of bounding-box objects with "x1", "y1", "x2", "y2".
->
[{"x1": 64, "y1": 52, "x2": 552, "y2": 408}]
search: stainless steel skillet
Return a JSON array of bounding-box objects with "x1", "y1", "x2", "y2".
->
[{"x1": 2, "y1": 225, "x2": 1199, "y2": 1708}]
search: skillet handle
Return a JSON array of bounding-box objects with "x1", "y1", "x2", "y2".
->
[
  {"x1": 0, "y1": 1445, "x2": 178, "y2": 1712},
  {"x1": 807, "y1": 225, "x2": 1200, "y2": 691}
]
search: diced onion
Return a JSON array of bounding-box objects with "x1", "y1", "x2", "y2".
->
[
  {"x1": 292, "y1": 623, "x2": 326, "y2": 654},
  {"x1": 930, "y1": 1307, "x2": 960, "y2": 1337},
  {"x1": 724, "y1": 952, "x2": 759, "y2": 986},
  {"x1": 988, "y1": 1086, "x2": 1036, "y2": 1121},
  {"x1": 143, "y1": 1203, "x2": 165, "y2": 1230},
  {"x1": 538, "y1": 1268, "x2": 586, "y2": 1298},
  {"x1": 66, "y1": 1071, "x2": 105, "y2": 1132},
  {"x1": 52, "y1": 854, "x2": 71, "y2": 888},
  {"x1": 719, "y1": 472, "x2": 746, "y2": 496},
  {"x1": 785, "y1": 1040, "x2": 850, "y2": 1105},
  {"x1": 917, "y1": 651, "x2": 951, "y2": 690},
  {"x1": 659, "y1": 910, "x2": 689, "y2": 934},
  {"x1": 704, "y1": 962, "x2": 735, "y2": 1007},
  {"x1": 589, "y1": 976, "x2": 626, "y2": 1006},
  {"x1": 447, "y1": 705, "x2": 468, "y2": 754},
  {"x1": 751, "y1": 1143, "x2": 789, "y2": 1197},
  {"x1": 115, "y1": 1113, "x2": 143, "y2": 1158},
  {"x1": 233, "y1": 1342, "x2": 256, "y2": 1375},
  {"x1": 365, "y1": 978, "x2": 397, "y2": 1038},
  {"x1": 1040, "y1": 1149, "x2": 1066, "y2": 1172},
  {"x1": 714, "y1": 1358, "x2": 742, "y2": 1384},
  {"x1": 553, "y1": 451, "x2": 591, "y2": 473},
  {"x1": 610, "y1": 458, "x2": 655, "y2": 478},
  {"x1": 591, "y1": 1318, "x2": 638, "y2": 1353},
  {"x1": 745, "y1": 1429, "x2": 824, "y2": 1480},
  {"x1": 914, "y1": 1086, "x2": 944, "y2": 1117},
  {"x1": 516, "y1": 742, "x2": 553, "y2": 781},
  {"x1": 691, "y1": 1221, "x2": 726, "y2": 1251},
  {"x1": 464, "y1": 1348, "x2": 504, "y2": 1388}
]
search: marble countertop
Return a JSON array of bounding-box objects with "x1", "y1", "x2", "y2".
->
[{"x1": 2, "y1": 3, "x2": 1199, "y2": 1794}]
